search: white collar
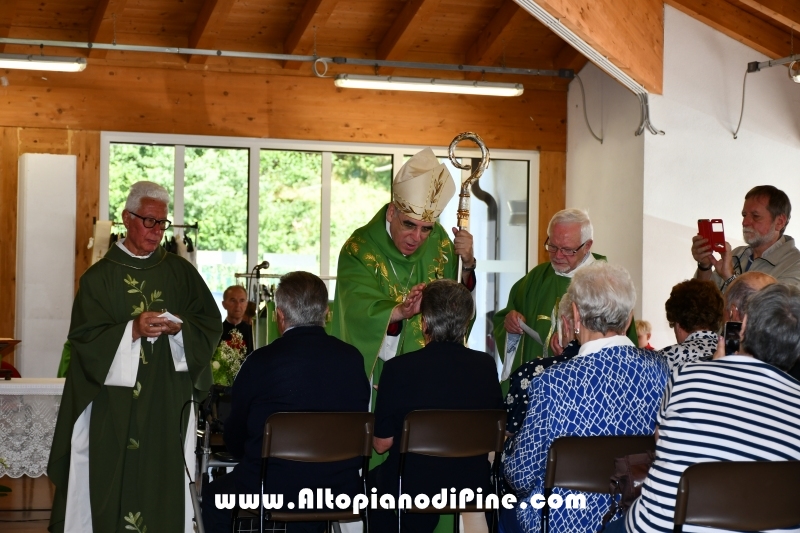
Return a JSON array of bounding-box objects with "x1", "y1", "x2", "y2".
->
[
  {"x1": 116, "y1": 239, "x2": 155, "y2": 259},
  {"x1": 577, "y1": 334, "x2": 635, "y2": 357},
  {"x1": 555, "y1": 251, "x2": 595, "y2": 278}
]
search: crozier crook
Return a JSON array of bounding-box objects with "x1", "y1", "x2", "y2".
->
[{"x1": 448, "y1": 132, "x2": 490, "y2": 282}]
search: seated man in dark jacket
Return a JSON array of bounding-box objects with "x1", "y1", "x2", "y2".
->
[
  {"x1": 370, "y1": 279, "x2": 504, "y2": 533},
  {"x1": 202, "y1": 271, "x2": 371, "y2": 533}
]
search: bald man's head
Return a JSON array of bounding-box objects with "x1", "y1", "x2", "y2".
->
[{"x1": 725, "y1": 272, "x2": 777, "y2": 322}]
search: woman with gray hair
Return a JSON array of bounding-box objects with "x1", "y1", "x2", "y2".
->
[{"x1": 502, "y1": 262, "x2": 669, "y2": 533}]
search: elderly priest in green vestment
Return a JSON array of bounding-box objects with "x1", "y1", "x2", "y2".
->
[
  {"x1": 48, "y1": 181, "x2": 221, "y2": 533},
  {"x1": 492, "y1": 208, "x2": 637, "y2": 381},
  {"x1": 331, "y1": 147, "x2": 476, "y2": 391}
]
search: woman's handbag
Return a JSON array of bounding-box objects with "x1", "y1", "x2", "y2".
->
[{"x1": 601, "y1": 451, "x2": 656, "y2": 526}]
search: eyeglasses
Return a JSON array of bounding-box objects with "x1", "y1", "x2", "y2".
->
[
  {"x1": 544, "y1": 237, "x2": 588, "y2": 256},
  {"x1": 398, "y1": 218, "x2": 434, "y2": 234},
  {"x1": 128, "y1": 211, "x2": 172, "y2": 230}
]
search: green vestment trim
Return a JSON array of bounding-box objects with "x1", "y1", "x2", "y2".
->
[
  {"x1": 48, "y1": 245, "x2": 221, "y2": 533},
  {"x1": 330, "y1": 205, "x2": 460, "y2": 384}
]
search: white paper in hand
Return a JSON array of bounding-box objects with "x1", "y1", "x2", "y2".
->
[
  {"x1": 518, "y1": 319, "x2": 543, "y2": 345},
  {"x1": 147, "y1": 311, "x2": 183, "y2": 343},
  {"x1": 159, "y1": 311, "x2": 183, "y2": 324}
]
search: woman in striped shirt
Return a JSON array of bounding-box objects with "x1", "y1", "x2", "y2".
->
[{"x1": 610, "y1": 283, "x2": 800, "y2": 533}]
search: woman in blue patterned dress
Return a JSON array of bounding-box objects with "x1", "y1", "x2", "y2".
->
[{"x1": 501, "y1": 262, "x2": 669, "y2": 533}]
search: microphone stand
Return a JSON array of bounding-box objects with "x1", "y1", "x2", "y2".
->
[{"x1": 251, "y1": 261, "x2": 269, "y2": 349}]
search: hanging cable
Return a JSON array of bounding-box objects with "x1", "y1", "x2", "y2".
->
[
  {"x1": 574, "y1": 74, "x2": 602, "y2": 144},
  {"x1": 732, "y1": 68, "x2": 750, "y2": 140}
]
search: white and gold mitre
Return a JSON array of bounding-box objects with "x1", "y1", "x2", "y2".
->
[{"x1": 392, "y1": 148, "x2": 456, "y2": 222}]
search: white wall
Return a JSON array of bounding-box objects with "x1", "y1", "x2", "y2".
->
[
  {"x1": 566, "y1": 62, "x2": 645, "y2": 318},
  {"x1": 567, "y1": 6, "x2": 800, "y2": 348},
  {"x1": 642, "y1": 6, "x2": 800, "y2": 348},
  {"x1": 16, "y1": 154, "x2": 77, "y2": 377}
]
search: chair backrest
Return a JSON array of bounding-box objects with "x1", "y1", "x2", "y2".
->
[
  {"x1": 262, "y1": 412, "x2": 374, "y2": 462},
  {"x1": 544, "y1": 435, "x2": 656, "y2": 493},
  {"x1": 674, "y1": 461, "x2": 800, "y2": 531},
  {"x1": 400, "y1": 409, "x2": 506, "y2": 457}
]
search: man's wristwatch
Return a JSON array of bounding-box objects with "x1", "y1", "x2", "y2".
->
[
  {"x1": 697, "y1": 262, "x2": 712, "y2": 271},
  {"x1": 461, "y1": 259, "x2": 477, "y2": 271}
]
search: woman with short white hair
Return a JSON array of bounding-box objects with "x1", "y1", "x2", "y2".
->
[{"x1": 502, "y1": 262, "x2": 669, "y2": 533}]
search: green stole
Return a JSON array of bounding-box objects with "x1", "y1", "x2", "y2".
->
[{"x1": 48, "y1": 245, "x2": 221, "y2": 533}]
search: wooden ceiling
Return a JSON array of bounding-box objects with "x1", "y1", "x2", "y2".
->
[
  {"x1": 0, "y1": 0, "x2": 590, "y2": 91},
  {"x1": 0, "y1": 0, "x2": 794, "y2": 96},
  {"x1": 666, "y1": 0, "x2": 800, "y2": 60}
]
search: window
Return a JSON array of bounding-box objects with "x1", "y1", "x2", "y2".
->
[
  {"x1": 184, "y1": 147, "x2": 248, "y2": 294},
  {"x1": 102, "y1": 133, "x2": 536, "y2": 356},
  {"x1": 259, "y1": 150, "x2": 322, "y2": 275}
]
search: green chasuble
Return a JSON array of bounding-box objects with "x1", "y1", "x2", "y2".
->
[
  {"x1": 48, "y1": 245, "x2": 221, "y2": 533},
  {"x1": 330, "y1": 204, "x2": 460, "y2": 385},
  {"x1": 492, "y1": 254, "x2": 638, "y2": 379}
]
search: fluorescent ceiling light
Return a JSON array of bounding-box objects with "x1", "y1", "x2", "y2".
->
[
  {"x1": 0, "y1": 53, "x2": 86, "y2": 72},
  {"x1": 334, "y1": 74, "x2": 523, "y2": 97}
]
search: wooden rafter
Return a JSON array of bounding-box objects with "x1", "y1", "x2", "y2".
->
[
  {"x1": 188, "y1": 0, "x2": 238, "y2": 65},
  {"x1": 525, "y1": 0, "x2": 663, "y2": 93},
  {"x1": 88, "y1": 0, "x2": 128, "y2": 60},
  {"x1": 553, "y1": 42, "x2": 589, "y2": 73},
  {"x1": 283, "y1": 0, "x2": 339, "y2": 70},
  {"x1": 376, "y1": 0, "x2": 442, "y2": 75},
  {"x1": 666, "y1": 0, "x2": 790, "y2": 59},
  {"x1": 465, "y1": 0, "x2": 530, "y2": 78},
  {"x1": 737, "y1": 0, "x2": 800, "y2": 32},
  {"x1": 0, "y1": 0, "x2": 16, "y2": 53}
]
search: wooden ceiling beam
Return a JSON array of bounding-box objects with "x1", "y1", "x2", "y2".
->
[
  {"x1": 282, "y1": 0, "x2": 339, "y2": 70},
  {"x1": 187, "y1": 0, "x2": 238, "y2": 65},
  {"x1": 376, "y1": 0, "x2": 442, "y2": 75},
  {"x1": 737, "y1": 0, "x2": 800, "y2": 32},
  {"x1": 528, "y1": 0, "x2": 663, "y2": 93},
  {"x1": 88, "y1": 0, "x2": 128, "y2": 60},
  {"x1": 0, "y1": 0, "x2": 17, "y2": 53},
  {"x1": 666, "y1": 0, "x2": 791, "y2": 59},
  {"x1": 553, "y1": 42, "x2": 589, "y2": 73},
  {"x1": 465, "y1": 0, "x2": 530, "y2": 66}
]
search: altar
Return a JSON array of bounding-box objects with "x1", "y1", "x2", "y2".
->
[{"x1": 0, "y1": 378, "x2": 65, "y2": 478}]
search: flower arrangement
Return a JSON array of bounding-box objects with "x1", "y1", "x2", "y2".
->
[{"x1": 211, "y1": 329, "x2": 248, "y2": 386}]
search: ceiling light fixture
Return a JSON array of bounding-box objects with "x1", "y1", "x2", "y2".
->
[
  {"x1": 732, "y1": 53, "x2": 800, "y2": 139},
  {"x1": 334, "y1": 74, "x2": 524, "y2": 97},
  {"x1": 0, "y1": 53, "x2": 86, "y2": 72}
]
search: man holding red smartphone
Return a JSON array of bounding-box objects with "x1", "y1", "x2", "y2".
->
[{"x1": 692, "y1": 185, "x2": 800, "y2": 291}]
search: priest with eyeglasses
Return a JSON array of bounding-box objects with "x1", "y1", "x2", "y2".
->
[
  {"x1": 48, "y1": 180, "x2": 221, "y2": 533},
  {"x1": 492, "y1": 208, "x2": 637, "y2": 382}
]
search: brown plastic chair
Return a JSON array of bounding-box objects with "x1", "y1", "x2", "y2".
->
[
  {"x1": 398, "y1": 409, "x2": 507, "y2": 533},
  {"x1": 232, "y1": 411, "x2": 374, "y2": 533},
  {"x1": 673, "y1": 460, "x2": 800, "y2": 533},
  {"x1": 541, "y1": 435, "x2": 656, "y2": 533}
]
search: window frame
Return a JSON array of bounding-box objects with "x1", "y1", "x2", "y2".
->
[{"x1": 100, "y1": 131, "x2": 540, "y2": 276}]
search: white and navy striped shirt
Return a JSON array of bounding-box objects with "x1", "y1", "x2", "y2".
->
[{"x1": 626, "y1": 356, "x2": 800, "y2": 533}]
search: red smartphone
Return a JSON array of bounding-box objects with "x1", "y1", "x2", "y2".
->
[{"x1": 698, "y1": 219, "x2": 726, "y2": 253}]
